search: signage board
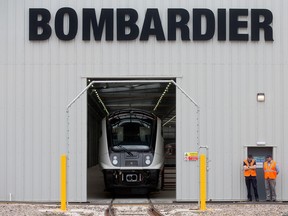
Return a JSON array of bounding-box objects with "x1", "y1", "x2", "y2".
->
[
  {"x1": 184, "y1": 152, "x2": 198, "y2": 161},
  {"x1": 254, "y1": 156, "x2": 266, "y2": 168}
]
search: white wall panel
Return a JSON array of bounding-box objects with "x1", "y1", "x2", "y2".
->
[
  {"x1": 0, "y1": 66, "x2": 8, "y2": 200},
  {"x1": 176, "y1": 77, "x2": 199, "y2": 201},
  {"x1": 50, "y1": 65, "x2": 61, "y2": 201},
  {"x1": 41, "y1": 65, "x2": 52, "y2": 201},
  {"x1": 0, "y1": 0, "x2": 288, "y2": 202},
  {"x1": 282, "y1": 65, "x2": 288, "y2": 200},
  {"x1": 15, "y1": 65, "x2": 25, "y2": 201}
]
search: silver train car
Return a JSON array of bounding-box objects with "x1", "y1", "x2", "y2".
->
[{"x1": 99, "y1": 109, "x2": 164, "y2": 194}]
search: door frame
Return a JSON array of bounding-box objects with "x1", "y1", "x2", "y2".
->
[{"x1": 242, "y1": 145, "x2": 277, "y2": 201}]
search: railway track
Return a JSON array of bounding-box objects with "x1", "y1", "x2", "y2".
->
[{"x1": 105, "y1": 197, "x2": 163, "y2": 216}]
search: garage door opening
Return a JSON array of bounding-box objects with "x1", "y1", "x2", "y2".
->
[{"x1": 86, "y1": 78, "x2": 177, "y2": 201}]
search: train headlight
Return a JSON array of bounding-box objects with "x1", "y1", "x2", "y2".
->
[
  {"x1": 112, "y1": 159, "x2": 118, "y2": 165},
  {"x1": 145, "y1": 159, "x2": 151, "y2": 165},
  {"x1": 112, "y1": 156, "x2": 118, "y2": 165},
  {"x1": 145, "y1": 155, "x2": 152, "y2": 165}
]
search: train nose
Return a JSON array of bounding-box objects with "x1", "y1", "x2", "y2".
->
[{"x1": 126, "y1": 174, "x2": 138, "y2": 182}]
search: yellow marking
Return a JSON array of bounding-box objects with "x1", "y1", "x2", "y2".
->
[
  {"x1": 60, "y1": 154, "x2": 67, "y2": 211},
  {"x1": 200, "y1": 154, "x2": 206, "y2": 211}
]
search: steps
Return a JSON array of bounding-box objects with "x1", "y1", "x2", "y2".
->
[{"x1": 162, "y1": 165, "x2": 176, "y2": 190}]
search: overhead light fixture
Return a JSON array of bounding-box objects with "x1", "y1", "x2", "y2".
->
[
  {"x1": 257, "y1": 93, "x2": 265, "y2": 102},
  {"x1": 153, "y1": 82, "x2": 172, "y2": 111},
  {"x1": 91, "y1": 89, "x2": 109, "y2": 115}
]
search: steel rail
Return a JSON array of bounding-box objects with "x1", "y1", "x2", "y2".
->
[
  {"x1": 147, "y1": 198, "x2": 164, "y2": 216},
  {"x1": 105, "y1": 198, "x2": 115, "y2": 216},
  {"x1": 105, "y1": 196, "x2": 163, "y2": 216}
]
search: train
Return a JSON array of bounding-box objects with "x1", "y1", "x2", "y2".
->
[{"x1": 99, "y1": 109, "x2": 165, "y2": 194}]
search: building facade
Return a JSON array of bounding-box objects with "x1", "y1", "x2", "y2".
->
[{"x1": 0, "y1": 0, "x2": 287, "y2": 202}]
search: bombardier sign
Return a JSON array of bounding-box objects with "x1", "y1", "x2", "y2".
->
[{"x1": 29, "y1": 8, "x2": 274, "y2": 42}]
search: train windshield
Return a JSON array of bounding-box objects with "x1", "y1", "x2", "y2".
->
[{"x1": 107, "y1": 111, "x2": 157, "y2": 151}]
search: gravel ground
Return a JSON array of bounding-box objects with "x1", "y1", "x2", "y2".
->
[{"x1": 0, "y1": 202, "x2": 288, "y2": 216}]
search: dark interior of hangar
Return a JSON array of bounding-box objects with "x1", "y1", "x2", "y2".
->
[{"x1": 87, "y1": 78, "x2": 176, "y2": 200}]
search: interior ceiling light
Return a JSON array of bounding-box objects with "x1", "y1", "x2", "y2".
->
[
  {"x1": 153, "y1": 82, "x2": 172, "y2": 111},
  {"x1": 99, "y1": 86, "x2": 129, "y2": 93},
  {"x1": 91, "y1": 89, "x2": 109, "y2": 115}
]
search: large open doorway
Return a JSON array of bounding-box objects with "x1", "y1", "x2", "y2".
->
[
  {"x1": 247, "y1": 147, "x2": 273, "y2": 201},
  {"x1": 86, "y1": 78, "x2": 176, "y2": 201}
]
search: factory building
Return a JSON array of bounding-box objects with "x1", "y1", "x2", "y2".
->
[{"x1": 0, "y1": 0, "x2": 287, "y2": 202}]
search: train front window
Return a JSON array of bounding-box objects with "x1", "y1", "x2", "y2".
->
[{"x1": 108, "y1": 111, "x2": 156, "y2": 151}]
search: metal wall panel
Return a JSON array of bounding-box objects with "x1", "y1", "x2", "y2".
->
[
  {"x1": 0, "y1": 65, "x2": 8, "y2": 200},
  {"x1": 0, "y1": 0, "x2": 287, "y2": 202}
]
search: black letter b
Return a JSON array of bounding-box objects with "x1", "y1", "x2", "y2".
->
[{"x1": 29, "y1": 8, "x2": 52, "y2": 40}]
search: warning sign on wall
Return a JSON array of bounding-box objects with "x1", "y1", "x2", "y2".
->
[{"x1": 184, "y1": 152, "x2": 198, "y2": 161}]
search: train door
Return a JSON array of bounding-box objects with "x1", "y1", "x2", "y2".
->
[{"x1": 247, "y1": 147, "x2": 273, "y2": 201}]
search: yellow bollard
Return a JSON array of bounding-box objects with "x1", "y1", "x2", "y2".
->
[
  {"x1": 200, "y1": 154, "x2": 206, "y2": 211},
  {"x1": 60, "y1": 154, "x2": 67, "y2": 211}
]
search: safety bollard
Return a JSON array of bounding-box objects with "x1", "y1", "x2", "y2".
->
[
  {"x1": 200, "y1": 154, "x2": 206, "y2": 211},
  {"x1": 60, "y1": 154, "x2": 67, "y2": 211}
]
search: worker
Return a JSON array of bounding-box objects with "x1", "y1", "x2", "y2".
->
[
  {"x1": 263, "y1": 155, "x2": 279, "y2": 201},
  {"x1": 243, "y1": 155, "x2": 259, "y2": 201}
]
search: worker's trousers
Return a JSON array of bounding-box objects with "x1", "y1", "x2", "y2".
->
[{"x1": 265, "y1": 179, "x2": 276, "y2": 201}]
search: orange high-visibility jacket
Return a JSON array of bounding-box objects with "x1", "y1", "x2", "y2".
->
[
  {"x1": 263, "y1": 160, "x2": 277, "y2": 179},
  {"x1": 243, "y1": 159, "x2": 257, "y2": 177}
]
